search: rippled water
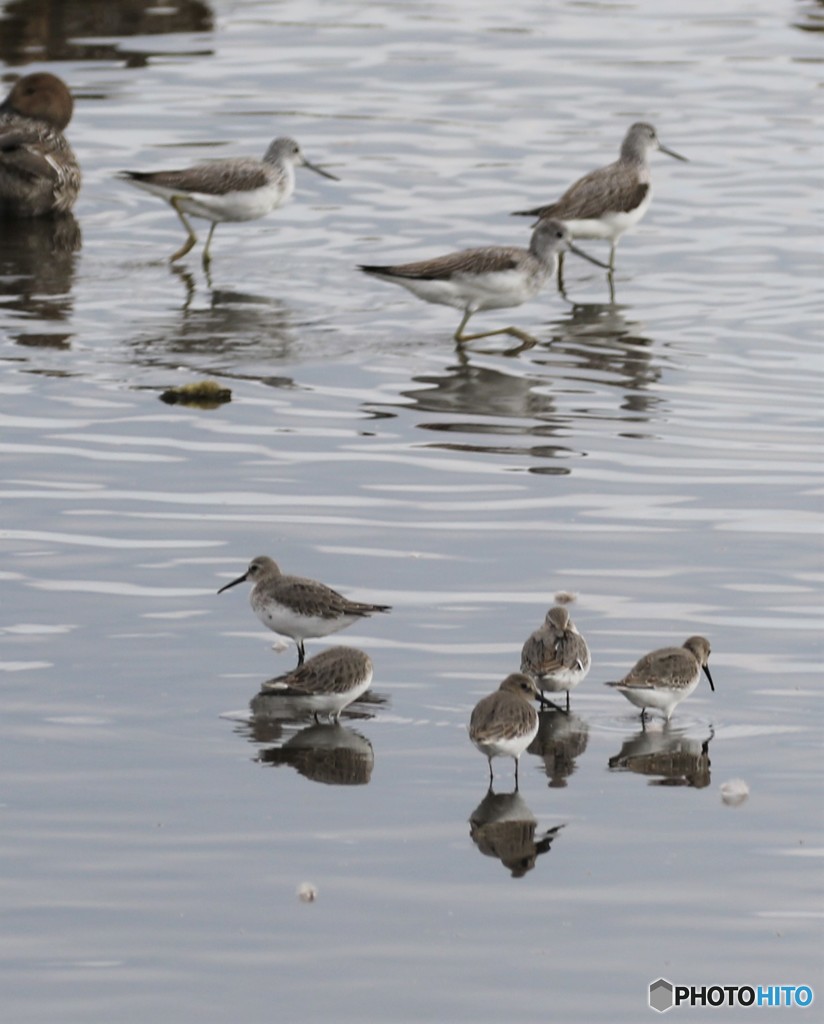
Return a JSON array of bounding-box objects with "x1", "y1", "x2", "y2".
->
[{"x1": 1, "y1": 1, "x2": 822, "y2": 1021}]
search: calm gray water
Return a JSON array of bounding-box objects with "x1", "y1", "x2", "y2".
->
[{"x1": 1, "y1": 1, "x2": 822, "y2": 1021}]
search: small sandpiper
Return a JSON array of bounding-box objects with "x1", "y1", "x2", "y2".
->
[
  {"x1": 605, "y1": 635, "x2": 714, "y2": 723},
  {"x1": 520, "y1": 605, "x2": 591, "y2": 712},
  {"x1": 469, "y1": 673, "x2": 540, "y2": 788},
  {"x1": 119, "y1": 136, "x2": 338, "y2": 265},
  {"x1": 217, "y1": 555, "x2": 391, "y2": 665},
  {"x1": 0, "y1": 72, "x2": 81, "y2": 216},
  {"x1": 511, "y1": 122, "x2": 687, "y2": 275},
  {"x1": 359, "y1": 218, "x2": 607, "y2": 344},
  {"x1": 258, "y1": 646, "x2": 373, "y2": 722}
]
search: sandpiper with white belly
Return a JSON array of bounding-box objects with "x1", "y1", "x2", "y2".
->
[
  {"x1": 258, "y1": 646, "x2": 374, "y2": 722},
  {"x1": 605, "y1": 635, "x2": 714, "y2": 723},
  {"x1": 217, "y1": 555, "x2": 391, "y2": 665},
  {"x1": 520, "y1": 605, "x2": 591, "y2": 712},
  {"x1": 469, "y1": 673, "x2": 540, "y2": 788}
]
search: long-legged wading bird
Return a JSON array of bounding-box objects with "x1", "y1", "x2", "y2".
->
[
  {"x1": 119, "y1": 137, "x2": 337, "y2": 265},
  {"x1": 511, "y1": 122, "x2": 687, "y2": 280},
  {"x1": 359, "y1": 219, "x2": 607, "y2": 344}
]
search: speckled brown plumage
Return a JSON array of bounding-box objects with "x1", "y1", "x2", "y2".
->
[{"x1": 0, "y1": 73, "x2": 80, "y2": 216}]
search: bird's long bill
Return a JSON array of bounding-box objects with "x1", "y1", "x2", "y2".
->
[
  {"x1": 217, "y1": 572, "x2": 248, "y2": 594},
  {"x1": 702, "y1": 664, "x2": 715, "y2": 692},
  {"x1": 567, "y1": 240, "x2": 611, "y2": 269},
  {"x1": 303, "y1": 158, "x2": 339, "y2": 181},
  {"x1": 659, "y1": 143, "x2": 689, "y2": 162}
]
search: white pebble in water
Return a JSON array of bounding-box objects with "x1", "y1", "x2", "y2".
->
[
  {"x1": 720, "y1": 779, "x2": 750, "y2": 806},
  {"x1": 297, "y1": 882, "x2": 318, "y2": 903}
]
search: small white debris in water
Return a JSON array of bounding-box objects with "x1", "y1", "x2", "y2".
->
[
  {"x1": 720, "y1": 779, "x2": 750, "y2": 806},
  {"x1": 297, "y1": 882, "x2": 318, "y2": 903},
  {"x1": 271, "y1": 638, "x2": 291, "y2": 654}
]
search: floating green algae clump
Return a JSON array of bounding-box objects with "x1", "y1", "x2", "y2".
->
[{"x1": 159, "y1": 380, "x2": 232, "y2": 408}]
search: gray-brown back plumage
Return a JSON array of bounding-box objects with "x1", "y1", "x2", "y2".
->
[{"x1": 520, "y1": 605, "x2": 591, "y2": 709}]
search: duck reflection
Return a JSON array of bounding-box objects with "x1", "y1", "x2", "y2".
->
[
  {"x1": 527, "y1": 706, "x2": 590, "y2": 788},
  {"x1": 255, "y1": 722, "x2": 375, "y2": 786},
  {"x1": 469, "y1": 787, "x2": 565, "y2": 878},
  {"x1": 0, "y1": 1, "x2": 213, "y2": 66},
  {"x1": 0, "y1": 213, "x2": 80, "y2": 345},
  {"x1": 608, "y1": 726, "x2": 713, "y2": 788}
]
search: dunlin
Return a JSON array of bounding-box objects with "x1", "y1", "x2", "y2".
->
[
  {"x1": 217, "y1": 555, "x2": 390, "y2": 664},
  {"x1": 0, "y1": 73, "x2": 80, "y2": 216},
  {"x1": 520, "y1": 605, "x2": 591, "y2": 711},
  {"x1": 605, "y1": 635, "x2": 714, "y2": 722},
  {"x1": 258, "y1": 645, "x2": 373, "y2": 722},
  {"x1": 469, "y1": 673, "x2": 540, "y2": 787}
]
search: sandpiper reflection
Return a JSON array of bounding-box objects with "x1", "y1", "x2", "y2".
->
[
  {"x1": 469, "y1": 787, "x2": 565, "y2": 878},
  {"x1": 255, "y1": 721, "x2": 375, "y2": 786},
  {"x1": 608, "y1": 726, "x2": 713, "y2": 788},
  {"x1": 238, "y1": 683, "x2": 385, "y2": 786},
  {"x1": 527, "y1": 706, "x2": 590, "y2": 788}
]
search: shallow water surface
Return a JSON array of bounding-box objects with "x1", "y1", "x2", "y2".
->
[{"x1": 1, "y1": 1, "x2": 822, "y2": 1021}]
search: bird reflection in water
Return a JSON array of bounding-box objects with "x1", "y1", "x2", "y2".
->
[
  {"x1": 404, "y1": 348, "x2": 573, "y2": 464},
  {"x1": 608, "y1": 726, "x2": 713, "y2": 788},
  {"x1": 254, "y1": 721, "x2": 375, "y2": 787},
  {"x1": 402, "y1": 301, "x2": 662, "y2": 462},
  {"x1": 0, "y1": 213, "x2": 80, "y2": 346},
  {"x1": 130, "y1": 268, "x2": 299, "y2": 369},
  {"x1": 235, "y1": 684, "x2": 386, "y2": 787},
  {"x1": 0, "y1": 1, "x2": 214, "y2": 67},
  {"x1": 527, "y1": 706, "x2": 590, "y2": 789},
  {"x1": 469, "y1": 788, "x2": 565, "y2": 878},
  {"x1": 536, "y1": 301, "x2": 663, "y2": 422}
]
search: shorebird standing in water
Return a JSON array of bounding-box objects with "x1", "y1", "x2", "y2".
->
[
  {"x1": 217, "y1": 555, "x2": 390, "y2": 666},
  {"x1": 511, "y1": 122, "x2": 687, "y2": 285},
  {"x1": 359, "y1": 218, "x2": 607, "y2": 345},
  {"x1": 520, "y1": 605, "x2": 591, "y2": 712},
  {"x1": 0, "y1": 73, "x2": 80, "y2": 216},
  {"x1": 258, "y1": 646, "x2": 374, "y2": 723},
  {"x1": 469, "y1": 673, "x2": 540, "y2": 788},
  {"x1": 605, "y1": 636, "x2": 714, "y2": 723},
  {"x1": 119, "y1": 136, "x2": 338, "y2": 266}
]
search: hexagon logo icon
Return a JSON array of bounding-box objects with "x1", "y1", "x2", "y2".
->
[{"x1": 649, "y1": 978, "x2": 675, "y2": 1013}]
